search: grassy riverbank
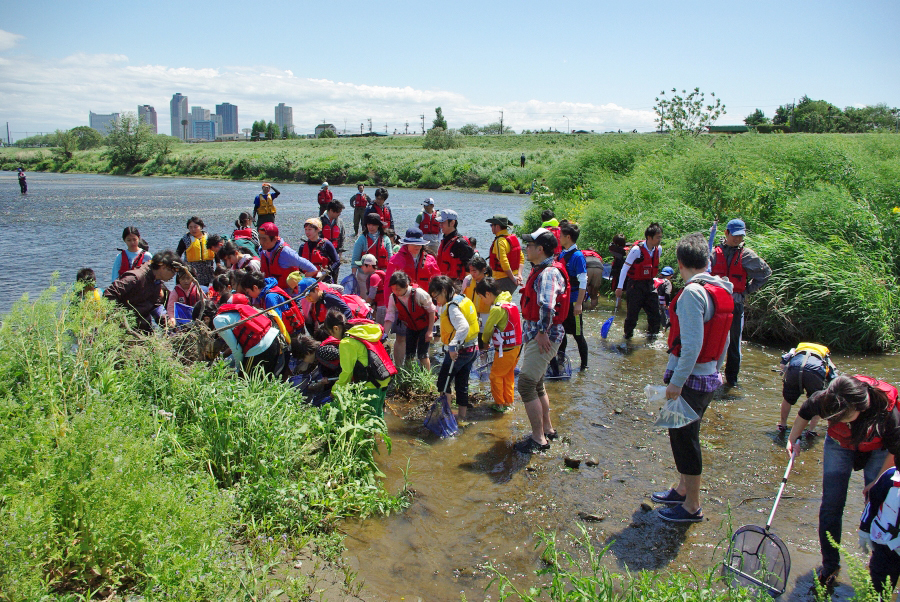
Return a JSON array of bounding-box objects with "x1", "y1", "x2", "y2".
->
[
  {"x1": 522, "y1": 133, "x2": 900, "y2": 352},
  {"x1": 0, "y1": 133, "x2": 659, "y2": 193},
  {"x1": 0, "y1": 285, "x2": 408, "y2": 599}
]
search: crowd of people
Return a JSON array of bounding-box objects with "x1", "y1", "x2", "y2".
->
[{"x1": 74, "y1": 181, "x2": 898, "y2": 599}]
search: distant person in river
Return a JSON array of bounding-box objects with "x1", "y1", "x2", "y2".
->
[
  {"x1": 652, "y1": 232, "x2": 733, "y2": 523},
  {"x1": 616, "y1": 223, "x2": 663, "y2": 339},
  {"x1": 350, "y1": 183, "x2": 371, "y2": 236},
  {"x1": 17, "y1": 168, "x2": 26, "y2": 193},
  {"x1": 416, "y1": 198, "x2": 441, "y2": 255},
  {"x1": 521, "y1": 153, "x2": 526, "y2": 168},
  {"x1": 365, "y1": 187, "x2": 394, "y2": 230},
  {"x1": 176, "y1": 216, "x2": 216, "y2": 286},
  {"x1": 709, "y1": 218, "x2": 772, "y2": 387},
  {"x1": 786, "y1": 374, "x2": 900, "y2": 594},
  {"x1": 777, "y1": 342, "x2": 837, "y2": 438},
  {"x1": 104, "y1": 250, "x2": 180, "y2": 332},
  {"x1": 112, "y1": 226, "x2": 153, "y2": 284},
  {"x1": 317, "y1": 182, "x2": 333, "y2": 214},
  {"x1": 654, "y1": 266, "x2": 675, "y2": 330},
  {"x1": 253, "y1": 182, "x2": 279, "y2": 226}
]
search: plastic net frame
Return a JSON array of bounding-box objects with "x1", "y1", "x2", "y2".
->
[
  {"x1": 545, "y1": 351, "x2": 572, "y2": 380},
  {"x1": 722, "y1": 525, "x2": 791, "y2": 597}
]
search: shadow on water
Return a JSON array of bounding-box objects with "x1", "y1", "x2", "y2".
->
[
  {"x1": 605, "y1": 507, "x2": 691, "y2": 571},
  {"x1": 458, "y1": 437, "x2": 531, "y2": 484}
]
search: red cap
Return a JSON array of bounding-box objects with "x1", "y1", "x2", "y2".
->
[
  {"x1": 258, "y1": 222, "x2": 279, "y2": 238},
  {"x1": 230, "y1": 293, "x2": 250, "y2": 305}
]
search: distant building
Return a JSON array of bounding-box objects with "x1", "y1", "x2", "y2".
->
[
  {"x1": 211, "y1": 114, "x2": 223, "y2": 139},
  {"x1": 216, "y1": 102, "x2": 238, "y2": 135},
  {"x1": 315, "y1": 123, "x2": 336, "y2": 138},
  {"x1": 170, "y1": 93, "x2": 189, "y2": 139},
  {"x1": 275, "y1": 103, "x2": 293, "y2": 135},
  {"x1": 138, "y1": 105, "x2": 158, "y2": 134},
  {"x1": 191, "y1": 106, "x2": 210, "y2": 123},
  {"x1": 89, "y1": 111, "x2": 119, "y2": 134},
  {"x1": 192, "y1": 120, "x2": 217, "y2": 141}
]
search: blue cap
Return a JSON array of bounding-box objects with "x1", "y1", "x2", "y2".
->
[
  {"x1": 660, "y1": 266, "x2": 674, "y2": 277},
  {"x1": 296, "y1": 277, "x2": 319, "y2": 295},
  {"x1": 726, "y1": 219, "x2": 746, "y2": 236}
]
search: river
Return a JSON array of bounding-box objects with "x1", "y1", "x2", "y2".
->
[{"x1": 3, "y1": 172, "x2": 897, "y2": 601}]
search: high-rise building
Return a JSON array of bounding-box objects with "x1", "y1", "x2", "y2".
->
[
  {"x1": 192, "y1": 120, "x2": 216, "y2": 141},
  {"x1": 138, "y1": 105, "x2": 158, "y2": 134},
  {"x1": 216, "y1": 102, "x2": 238, "y2": 135},
  {"x1": 211, "y1": 114, "x2": 223, "y2": 139},
  {"x1": 275, "y1": 103, "x2": 293, "y2": 135},
  {"x1": 191, "y1": 106, "x2": 210, "y2": 123},
  {"x1": 89, "y1": 111, "x2": 119, "y2": 134},
  {"x1": 170, "y1": 93, "x2": 189, "y2": 139}
]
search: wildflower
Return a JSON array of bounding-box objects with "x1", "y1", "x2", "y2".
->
[{"x1": 893, "y1": 207, "x2": 900, "y2": 214}]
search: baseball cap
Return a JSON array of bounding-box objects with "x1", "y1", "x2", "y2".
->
[
  {"x1": 321, "y1": 182, "x2": 329, "y2": 188},
  {"x1": 355, "y1": 253, "x2": 378, "y2": 267},
  {"x1": 521, "y1": 227, "x2": 556, "y2": 247},
  {"x1": 422, "y1": 198, "x2": 435, "y2": 206},
  {"x1": 660, "y1": 266, "x2": 675, "y2": 277},
  {"x1": 258, "y1": 222, "x2": 279, "y2": 238},
  {"x1": 434, "y1": 209, "x2": 458, "y2": 222},
  {"x1": 726, "y1": 219, "x2": 746, "y2": 236},
  {"x1": 304, "y1": 218, "x2": 322, "y2": 230},
  {"x1": 486, "y1": 215, "x2": 512, "y2": 228}
]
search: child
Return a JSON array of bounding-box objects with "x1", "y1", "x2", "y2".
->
[
  {"x1": 331, "y1": 309, "x2": 396, "y2": 416},
  {"x1": 112, "y1": 226, "x2": 153, "y2": 283},
  {"x1": 355, "y1": 254, "x2": 386, "y2": 324},
  {"x1": 607, "y1": 233, "x2": 629, "y2": 290},
  {"x1": 429, "y1": 275, "x2": 480, "y2": 421},
  {"x1": 858, "y1": 466, "x2": 900, "y2": 600},
  {"x1": 383, "y1": 271, "x2": 436, "y2": 369},
  {"x1": 654, "y1": 266, "x2": 675, "y2": 330},
  {"x1": 166, "y1": 265, "x2": 203, "y2": 326},
  {"x1": 209, "y1": 272, "x2": 234, "y2": 305},
  {"x1": 76, "y1": 268, "x2": 102, "y2": 301},
  {"x1": 461, "y1": 255, "x2": 493, "y2": 328},
  {"x1": 778, "y1": 342, "x2": 837, "y2": 437},
  {"x1": 476, "y1": 276, "x2": 522, "y2": 412}
]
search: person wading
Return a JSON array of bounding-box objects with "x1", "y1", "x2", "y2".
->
[
  {"x1": 253, "y1": 182, "x2": 280, "y2": 226},
  {"x1": 615, "y1": 222, "x2": 663, "y2": 339}
]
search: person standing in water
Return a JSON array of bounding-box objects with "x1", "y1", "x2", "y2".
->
[
  {"x1": 17, "y1": 168, "x2": 27, "y2": 193},
  {"x1": 253, "y1": 182, "x2": 280, "y2": 226}
]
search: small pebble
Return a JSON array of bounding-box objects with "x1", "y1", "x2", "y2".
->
[
  {"x1": 563, "y1": 457, "x2": 582, "y2": 469},
  {"x1": 584, "y1": 457, "x2": 599, "y2": 467},
  {"x1": 640, "y1": 502, "x2": 653, "y2": 512}
]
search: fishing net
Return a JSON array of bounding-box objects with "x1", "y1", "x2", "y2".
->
[
  {"x1": 423, "y1": 394, "x2": 458, "y2": 438},
  {"x1": 723, "y1": 525, "x2": 791, "y2": 597},
  {"x1": 472, "y1": 349, "x2": 495, "y2": 381},
  {"x1": 173, "y1": 302, "x2": 194, "y2": 325},
  {"x1": 340, "y1": 273, "x2": 360, "y2": 295},
  {"x1": 545, "y1": 352, "x2": 572, "y2": 380}
]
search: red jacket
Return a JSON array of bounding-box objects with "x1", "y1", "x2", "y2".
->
[
  {"x1": 710, "y1": 245, "x2": 748, "y2": 294},
  {"x1": 626, "y1": 240, "x2": 660, "y2": 281},
  {"x1": 217, "y1": 303, "x2": 273, "y2": 352},
  {"x1": 828, "y1": 375, "x2": 898, "y2": 452},
  {"x1": 384, "y1": 248, "x2": 439, "y2": 306},
  {"x1": 521, "y1": 261, "x2": 570, "y2": 325},
  {"x1": 667, "y1": 281, "x2": 734, "y2": 364},
  {"x1": 317, "y1": 188, "x2": 333, "y2": 209}
]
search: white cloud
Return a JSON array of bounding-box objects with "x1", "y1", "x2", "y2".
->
[
  {"x1": 0, "y1": 29, "x2": 24, "y2": 52},
  {"x1": 0, "y1": 52, "x2": 657, "y2": 137}
]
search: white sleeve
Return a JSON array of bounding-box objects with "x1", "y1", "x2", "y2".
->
[{"x1": 617, "y1": 246, "x2": 643, "y2": 289}]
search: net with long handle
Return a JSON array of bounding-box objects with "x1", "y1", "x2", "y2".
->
[{"x1": 723, "y1": 451, "x2": 796, "y2": 598}]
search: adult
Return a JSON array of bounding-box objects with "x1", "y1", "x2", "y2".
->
[
  {"x1": 365, "y1": 187, "x2": 394, "y2": 230},
  {"x1": 520, "y1": 153, "x2": 526, "y2": 168},
  {"x1": 709, "y1": 218, "x2": 772, "y2": 387},
  {"x1": 651, "y1": 233, "x2": 733, "y2": 523},
  {"x1": 384, "y1": 227, "x2": 439, "y2": 307},
  {"x1": 515, "y1": 228, "x2": 570, "y2": 454},
  {"x1": 350, "y1": 183, "x2": 371, "y2": 236},
  {"x1": 351, "y1": 213, "x2": 393, "y2": 272},
  {"x1": 257, "y1": 222, "x2": 317, "y2": 290},
  {"x1": 354, "y1": 254, "x2": 386, "y2": 323},
  {"x1": 320, "y1": 200, "x2": 346, "y2": 254},
  {"x1": 615, "y1": 222, "x2": 663, "y2": 339},
  {"x1": 176, "y1": 216, "x2": 216, "y2": 286},
  {"x1": 486, "y1": 215, "x2": 525, "y2": 296},
  {"x1": 218, "y1": 241, "x2": 261, "y2": 272},
  {"x1": 317, "y1": 182, "x2": 333, "y2": 214},
  {"x1": 253, "y1": 182, "x2": 280, "y2": 226},
  {"x1": 778, "y1": 342, "x2": 836, "y2": 436},
  {"x1": 557, "y1": 221, "x2": 589, "y2": 371},
  {"x1": 17, "y1": 168, "x2": 27, "y2": 193},
  {"x1": 436, "y1": 209, "x2": 475, "y2": 282},
  {"x1": 213, "y1": 293, "x2": 288, "y2": 378},
  {"x1": 104, "y1": 250, "x2": 179, "y2": 332},
  {"x1": 112, "y1": 226, "x2": 152, "y2": 284},
  {"x1": 787, "y1": 374, "x2": 900, "y2": 592},
  {"x1": 300, "y1": 218, "x2": 341, "y2": 282},
  {"x1": 416, "y1": 198, "x2": 441, "y2": 255}
]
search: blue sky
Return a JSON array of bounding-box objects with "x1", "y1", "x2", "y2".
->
[{"x1": 1, "y1": 0, "x2": 897, "y2": 138}]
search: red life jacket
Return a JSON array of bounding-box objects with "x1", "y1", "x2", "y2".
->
[
  {"x1": 217, "y1": 303, "x2": 273, "y2": 352},
  {"x1": 828, "y1": 375, "x2": 899, "y2": 452},
  {"x1": 317, "y1": 189, "x2": 333, "y2": 208},
  {"x1": 234, "y1": 255, "x2": 260, "y2": 270},
  {"x1": 419, "y1": 211, "x2": 441, "y2": 234},
  {"x1": 371, "y1": 203, "x2": 393, "y2": 227},
  {"x1": 492, "y1": 302, "x2": 523, "y2": 349},
  {"x1": 710, "y1": 245, "x2": 748, "y2": 294},
  {"x1": 547, "y1": 227, "x2": 562, "y2": 255},
  {"x1": 582, "y1": 249, "x2": 602, "y2": 261},
  {"x1": 521, "y1": 261, "x2": 570, "y2": 324},
  {"x1": 364, "y1": 235, "x2": 390, "y2": 269},
  {"x1": 489, "y1": 234, "x2": 522, "y2": 273},
  {"x1": 667, "y1": 281, "x2": 735, "y2": 364},
  {"x1": 321, "y1": 217, "x2": 341, "y2": 247},
  {"x1": 172, "y1": 283, "x2": 201, "y2": 307},
  {"x1": 256, "y1": 284, "x2": 304, "y2": 335},
  {"x1": 352, "y1": 192, "x2": 369, "y2": 208},
  {"x1": 118, "y1": 250, "x2": 147, "y2": 278},
  {"x1": 260, "y1": 242, "x2": 296, "y2": 290},
  {"x1": 346, "y1": 331, "x2": 398, "y2": 385},
  {"x1": 301, "y1": 239, "x2": 330, "y2": 270},
  {"x1": 366, "y1": 270, "x2": 385, "y2": 307},
  {"x1": 437, "y1": 234, "x2": 471, "y2": 280},
  {"x1": 232, "y1": 228, "x2": 254, "y2": 240},
  {"x1": 626, "y1": 240, "x2": 660, "y2": 281},
  {"x1": 393, "y1": 288, "x2": 430, "y2": 331},
  {"x1": 312, "y1": 293, "x2": 372, "y2": 326}
]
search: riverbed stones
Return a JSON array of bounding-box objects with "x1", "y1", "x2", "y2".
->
[
  {"x1": 577, "y1": 511, "x2": 605, "y2": 522},
  {"x1": 563, "y1": 457, "x2": 582, "y2": 469}
]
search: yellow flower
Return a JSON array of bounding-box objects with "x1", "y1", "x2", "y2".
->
[{"x1": 893, "y1": 207, "x2": 900, "y2": 214}]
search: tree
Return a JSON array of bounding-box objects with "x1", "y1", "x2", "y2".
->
[
  {"x1": 318, "y1": 128, "x2": 337, "y2": 139},
  {"x1": 250, "y1": 120, "x2": 262, "y2": 141},
  {"x1": 773, "y1": 103, "x2": 794, "y2": 126},
  {"x1": 52, "y1": 129, "x2": 77, "y2": 161},
  {"x1": 653, "y1": 87, "x2": 726, "y2": 136},
  {"x1": 181, "y1": 119, "x2": 188, "y2": 140},
  {"x1": 154, "y1": 134, "x2": 180, "y2": 159},
  {"x1": 69, "y1": 126, "x2": 104, "y2": 150},
  {"x1": 266, "y1": 121, "x2": 278, "y2": 141},
  {"x1": 744, "y1": 109, "x2": 770, "y2": 127},
  {"x1": 480, "y1": 122, "x2": 513, "y2": 135},
  {"x1": 458, "y1": 123, "x2": 479, "y2": 136},
  {"x1": 432, "y1": 107, "x2": 448, "y2": 131},
  {"x1": 104, "y1": 112, "x2": 154, "y2": 170},
  {"x1": 423, "y1": 127, "x2": 463, "y2": 150}
]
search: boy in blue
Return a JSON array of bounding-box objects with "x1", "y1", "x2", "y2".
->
[
  {"x1": 555, "y1": 221, "x2": 588, "y2": 371},
  {"x1": 859, "y1": 466, "x2": 900, "y2": 599}
]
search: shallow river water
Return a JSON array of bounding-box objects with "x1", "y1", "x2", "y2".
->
[{"x1": 2, "y1": 172, "x2": 898, "y2": 601}]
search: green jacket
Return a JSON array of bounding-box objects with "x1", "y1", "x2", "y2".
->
[{"x1": 336, "y1": 323, "x2": 391, "y2": 390}]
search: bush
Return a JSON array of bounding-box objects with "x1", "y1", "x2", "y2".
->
[{"x1": 423, "y1": 127, "x2": 464, "y2": 150}]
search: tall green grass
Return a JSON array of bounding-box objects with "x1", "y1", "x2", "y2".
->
[{"x1": 0, "y1": 285, "x2": 407, "y2": 598}]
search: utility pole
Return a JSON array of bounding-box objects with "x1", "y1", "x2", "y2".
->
[
  {"x1": 385, "y1": 123, "x2": 388, "y2": 134},
  {"x1": 499, "y1": 110, "x2": 504, "y2": 135},
  {"x1": 420, "y1": 114, "x2": 425, "y2": 134},
  {"x1": 6, "y1": 122, "x2": 9, "y2": 146},
  {"x1": 343, "y1": 119, "x2": 347, "y2": 135},
  {"x1": 360, "y1": 123, "x2": 363, "y2": 134},
  {"x1": 405, "y1": 122, "x2": 409, "y2": 135},
  {"x1": 367, "y1": 118, "x2": 372, "y2": 133}
]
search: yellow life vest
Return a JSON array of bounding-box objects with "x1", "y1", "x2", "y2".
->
[
  {"x1": 269, "y1": 311, "x2": 290, "y2": 341},
  {"x1": 440, "y1": 296, "x2": 480, "y2": 346},
  {"x1": 257, "y1": 193, "x2": 277, "y2": 215},
  {"x1": 186, "y1": 234, "x2": 215, "y2": 262},
  {"x1": 796, "y1": 342, "x2": 830, "y2": 359},
  {"x1": 463, "y1": 277, "x2": 492, "y2": 314}
]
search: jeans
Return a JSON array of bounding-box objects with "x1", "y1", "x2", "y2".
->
[
  {"x1": 724, "y1": 302, "x2": 744, "y2": 383},
  {"x1": 818, "y1": 435, "x2": 889, "y2": 573},
  {"x1": 436, "y1": 346, "x2": 477, "y2": 407}
]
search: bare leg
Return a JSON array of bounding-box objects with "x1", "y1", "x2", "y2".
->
[
  {"x1": 779, "y1": 399, "x2": 792, "y2": 427},
  {"x1": 522, "y1": 399, "x2": 548, "y2": 445},
  {"x1": 539, "y1": 392, "x2": 552, "y2": 434},
  {"x1": 681, "y1": 474, "x2": 702, "y2": 514},
  {"x1": 419, "y1": 355, "x2": 430, "y2": 370},
  {"x1": 393, "y1": 335, "x2": 406, "y2": 367}
]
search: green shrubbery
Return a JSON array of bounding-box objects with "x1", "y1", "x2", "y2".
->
[
  {"x1": 524, "y1": 133, "x2": 900, "y2": 351},
  {"x1": 0, "y1": 286, "x2": 407, "y2": 598}
]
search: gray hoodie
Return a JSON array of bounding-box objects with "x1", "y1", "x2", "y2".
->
[{"x1": 665, "y1": 273, "x2": 733, "y2": 388}]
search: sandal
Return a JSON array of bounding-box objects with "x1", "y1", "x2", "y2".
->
[{"x1": 513, "y1": 437, "x2": 550, "y2": 454}]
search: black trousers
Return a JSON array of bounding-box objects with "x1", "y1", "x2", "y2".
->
[
  {"x1": 724, "y1": 302, "x2": 744, "y2": 383},
  {"x1": 559, "y1": 305, "x2": 588, "y2": 368},
  {"x1": 668, "y1": 385, "x2": 715, "y2": 476},
  {"x1": 624, "y1": 279, "x2": 660, "y2": 337}
]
